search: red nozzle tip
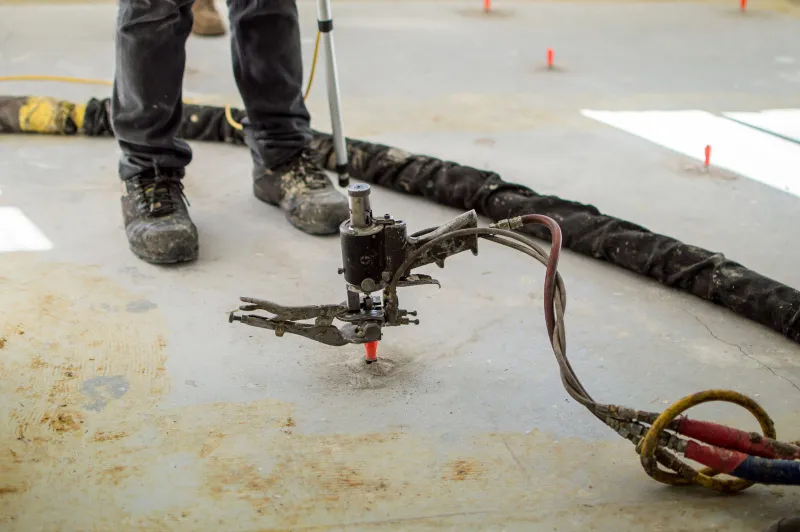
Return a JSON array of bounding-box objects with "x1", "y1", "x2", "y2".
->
[{"x1": 364, "y1": 341, "x2": 378, "y2": 362}]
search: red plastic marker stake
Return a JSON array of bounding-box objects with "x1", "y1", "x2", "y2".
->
[
  {"x1": 484, "y1": 0, "x2": 491, "y2": 12},
  {"x1": 704, "y1": 145, "x2": 711, "y2": 168},
  {"x1": 365, "y1": 341, "x2": 378, "y2": 363},
  {"x1": 740, "y1": 0, "x2": 747, "y2": 12},
  {"x1": 547, "y1": 48, "x2": 554, "y2": 69}
]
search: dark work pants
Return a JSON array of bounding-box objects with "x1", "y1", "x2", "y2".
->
[{"x1": 112, "y1": 0, "x2": 312, "y2": 180}]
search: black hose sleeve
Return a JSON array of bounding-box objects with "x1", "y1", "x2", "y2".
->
[
  {"x1": 763, "y1": 516, "x2": 800, "y2": 532},
  {"x1": 182, "y1": 103, "x2": 246, "y2": 146},
  {"x1": 81, "y1": 97, "x2": 114, "y2": 137},
  {"x1": 0, "y1": 96, "x2": 27, "y2": 133},
  {"x1": 62, "y1": 98, "x2": 800, "y2": 344},
  {"x1": 309, "y1": 131, "x2": 800, "y2": 345}
]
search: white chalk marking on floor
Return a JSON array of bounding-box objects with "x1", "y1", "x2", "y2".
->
[
  {"x1": 723, "y1": 109, "x2": 800, "y2": 144},
  {"x1": 581, "y1": 109, "x2": 800, "y2": 198},
  {"x1": 0, "y1": 207, "x2": 53, "y2": 253}
]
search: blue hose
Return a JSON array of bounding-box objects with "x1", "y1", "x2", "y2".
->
[{"x1": 731, "y1": 455, "x2": 800, "y2": 485}]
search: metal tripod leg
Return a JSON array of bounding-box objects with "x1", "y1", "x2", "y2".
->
[{"x1": 315, "y1": 0, "x2": 349, "y2": 188}]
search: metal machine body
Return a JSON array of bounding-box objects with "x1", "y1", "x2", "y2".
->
[{"x1": 229, "y1": 183, "x2": 480, "y2": 354}]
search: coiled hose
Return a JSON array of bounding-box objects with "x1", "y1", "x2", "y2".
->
[{"x1": 383, "y1": 213, "x2": 800, "y2": 491}]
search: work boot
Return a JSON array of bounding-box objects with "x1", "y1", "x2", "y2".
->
[
  {"x1": 121, "y1": 170, "x2": 199, "y2": 264},
  {"x1": 192, "y1": 0, "x2": 226, "y2": 37},
  {"x1": 253, "y1": 148, "x2": 349, "y2": 235}
]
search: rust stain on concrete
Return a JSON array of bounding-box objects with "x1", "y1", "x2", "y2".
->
[
  {"x1": 98, "y1": 465, "x2": 130, "y2": 486},
  {"x1": 0, "y1": 256, "x2": 797, "y2": 531},
  {"x1": 0, "y1": 255, "x2": 171, "y2": 529},
  {"x1": 445, "y1": 459, "x2": 484, "y2": 481},
  {"x1": 39, "y1": 411, "x2": 83, "y2": 433},
  {"x1": 91, "y1": 430, "x2": 129, "y2": 443}
]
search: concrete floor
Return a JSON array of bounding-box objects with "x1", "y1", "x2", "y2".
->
[{"x1": 1, "y1": 1, "x2": 800, "y2": 530}]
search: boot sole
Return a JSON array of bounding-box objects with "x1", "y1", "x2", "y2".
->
[
  {"x1": 129, "y1": 244, "x2": 199, "y2": 265},
  {"x1": 253, "y1": 181, "x2": 279, "y2": 206},
  {"x1": 286, "y1": 214, "x2": 341, "y2": 236}
]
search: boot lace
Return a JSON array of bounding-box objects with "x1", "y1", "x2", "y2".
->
[
  {"x1": 294, "y1": 149, "x2": 330, "y2": 190},
  {"x1": 135, "y1": 165, "x2": 189, "y2": 216}
]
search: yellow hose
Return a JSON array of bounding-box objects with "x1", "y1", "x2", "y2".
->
[
  {"x1": 304, "y1": 29, "x2": 321, "y2": 101},
  {"x1": 224, "y1": 104, "x2": 243, "y2": 131},
  {"x1": 638, "y1": 389, "x2": 777, "y2": 493},
  {"x1": 0, "y1": 75, "x2": 113, "y2": 86}
]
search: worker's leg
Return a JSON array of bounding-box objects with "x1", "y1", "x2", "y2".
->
[
  {"x1": 112, "y1": 0, "x2": 199, "y2": 264},
  {"x1": 227, "y1": 0, "x2": 349, "y2": 235}
]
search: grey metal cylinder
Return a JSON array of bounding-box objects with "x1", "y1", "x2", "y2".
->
[{"x1": 348, "y1": 183, "x2": 372, "y2": 228}]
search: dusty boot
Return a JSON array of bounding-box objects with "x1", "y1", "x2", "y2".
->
[
  {"x1": 121, "y1": 170, "x2": 199, "y2": 264},
  {"x1": 253, "y1": 148, "x2": 349, "y2": 235},
  {"x1": 192, "y1": 0, "x2": 226, "y2": 37}
]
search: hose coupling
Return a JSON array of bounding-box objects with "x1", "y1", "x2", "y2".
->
[{"x1": 489, "y1": 216, "x2": 524, "y2": 230}]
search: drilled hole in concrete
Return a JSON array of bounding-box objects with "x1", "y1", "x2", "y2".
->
[
  {"x1": 341, "y1": 356, "x2": 402, "y2": 389},
  {"x1": 347, "y1": 357, "x2": 397, "y2": 376}
]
